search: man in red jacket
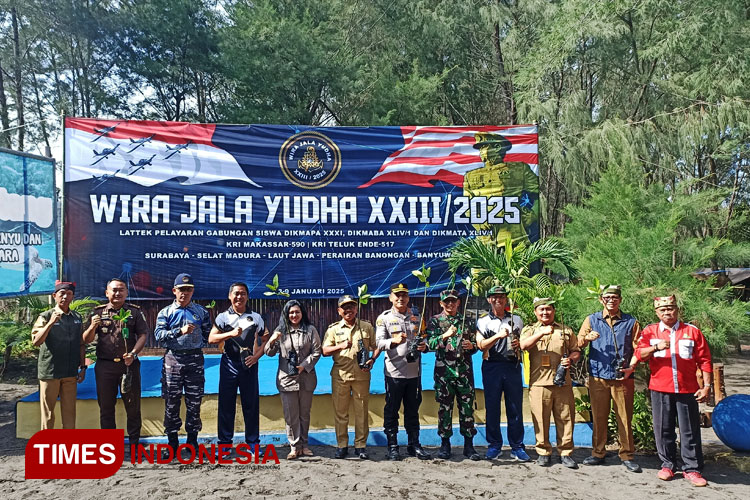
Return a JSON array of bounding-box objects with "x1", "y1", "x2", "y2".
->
[{"x1": 636, "y1": 295, "x2": 712, "y2": 487}]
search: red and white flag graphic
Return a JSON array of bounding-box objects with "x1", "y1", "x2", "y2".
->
[{"x1": 359, "y1": 125, "x2": 537, "y2": 188}]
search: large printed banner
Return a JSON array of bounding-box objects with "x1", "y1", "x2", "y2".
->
[
  {"x1": 64, "y1": 118, "x2": 538, "y2": 299},
  {"x1": 0, "y1": 148, "x2": 58, "y2": 297}
]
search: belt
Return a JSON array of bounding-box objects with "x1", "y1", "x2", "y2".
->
[
  {"x1": 98, "y1": 358, "x2": 123, "y2": 363},
  {"x1": 167, "y1": 348, "x2": 203, "y2": 356}
]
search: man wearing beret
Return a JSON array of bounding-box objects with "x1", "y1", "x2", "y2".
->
[
  {"x1": 323, "y1": 295, "x2": 381, "y2": 460},
  {"x1": 577, "y1": 285, "x2": 642, "y2": 472},
  {"x1": 154, "y1": 273, "x2": 212, "y2": 459},
  {"x1": 636, "y1": 296, "x2": 712, "y2": 487},
  {"x1": 520, "y1": 297, "x2": 581, "y2": 468},
  {"x1": 426, "y1": 288, "x2": 480, "y2": 460},
  {"x1": 83, "y1": 278, "x2": 150, "y2": 448},
  {"x1": 31, "y1": 281, "x2": 87, "y2": 429},
  {"x1": 375, "y1": 283, "x2": 430, "y2": 460},
  {"x1": 476, "y1": 284, "x2": 529, "y2": 461}
]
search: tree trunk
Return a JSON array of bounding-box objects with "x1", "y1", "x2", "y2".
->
[
  {"x1": 0, "y1": 58, "x2": 11, "y2": 148},
  {"x1": 12, "y1": 6, "x2": 25, "y2": 150}
]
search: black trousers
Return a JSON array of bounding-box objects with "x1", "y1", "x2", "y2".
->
[
  {"x1": 384, "y1": 376, "x2": 421, "y2": 437},
  {"x1": 651, "y1": 390, "x2": 704, "y2": 472},
  {"x1": 95, "y1": 359, "x2": 141, "y2": 441}
]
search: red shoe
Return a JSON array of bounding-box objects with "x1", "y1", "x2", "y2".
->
[
  {"x1": 657, "y1": 468, "x2": 674, "y2": 481},
  {"x1": 684, "y1": 471, "x2": 707, "y2": 487}
]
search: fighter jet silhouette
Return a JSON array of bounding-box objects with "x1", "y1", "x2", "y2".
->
[
  {"x1": 91, "y1": 144, "x2": 120, "y2": 165},
  {"x1": 164, "y1": 140, "x2": 192, "y2": 160},
  {"x1": 128, "y1": 154, "x2": 156, "y2": 175},
  {"x1": 91, "y1": 122, "x2": 121, "y2": 142},
  {"x1": 126, "y1": 134, "x2": 156, "y2": 153},
  {"x1": 91, "y1": 169, "x2": 121, "y2": 190}
]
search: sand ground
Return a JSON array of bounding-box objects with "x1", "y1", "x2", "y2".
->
[{"x1": 1, "y1": 353, "x2": 749, "y2": 499}]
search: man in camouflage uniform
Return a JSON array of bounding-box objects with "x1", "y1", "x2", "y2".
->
[
  {"x1": 83, "y1": 278, "x2": 150, "y2": 447},
  {"x1": 154, "y1": 273, "x2": 211, "y2": 459},
  {"x1": 375, "y1": 283, "x2": 431, "y2": 460},
  {"x1": 426, "y1": 289, "x2": 480, "y2": 460}
]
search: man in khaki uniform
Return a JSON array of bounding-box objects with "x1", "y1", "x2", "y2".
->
[
  {"x1": 578, "y1": 285, "x2": 642, "y2": 472},
  {"x1": 520, "y1": 297, "x2": 580, "y2": 468},
  {"x1": 323, "y1": 295, "x2": 381, "y2": 460}
]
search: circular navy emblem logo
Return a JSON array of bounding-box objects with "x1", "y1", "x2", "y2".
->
[{"x1": 279, "y1": 131, "x2": 341, "y2": 189}]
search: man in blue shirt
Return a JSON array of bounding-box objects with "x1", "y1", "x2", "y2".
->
[
  {"x1": 208, "y1": 282, "x2": 269, "y2": 452},
  {"x1": 154, "y1": 273, "x2": 211, "y2": 459}
]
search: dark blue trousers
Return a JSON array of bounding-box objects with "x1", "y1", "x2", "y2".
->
[
  {"x1": 217, "y1": 354, "x2": 260, "y2": 445},
  {"x1": 482, "y1": 360, "x2": 525, "y2": 450}
]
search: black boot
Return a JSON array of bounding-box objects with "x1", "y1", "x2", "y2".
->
[
  {"x1": 186, "y1": 432, "x2": 199, "y2": 450},
  {"x1": 162, "y1": 432, "x2": 179, "y2": 462},
  {"x1": 407, "y1": 433, "x2": 431, "y2": 460},
  {"x1": 463, "y1": 436, "x2": 480, "y2": 461},
  {"x1": 386, "y1": 434, "x2": 400, "y2": 461},
  {"x1": 438, "y1": 437, "x2": 451, "y2": 459}
]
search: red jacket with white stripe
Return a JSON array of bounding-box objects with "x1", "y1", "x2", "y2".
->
[{"x1": 636, "y1": 321, "x2": 712, "y2": 394}]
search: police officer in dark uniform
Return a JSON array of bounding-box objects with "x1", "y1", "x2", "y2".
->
[
  {"x1": 154, "y1": 273, "x2": 211, "y2": 458},
  {"x1": 83, "y1": 278, "x2": 150, "y2": 447},
  {"x1": 208, "y1": 282, "x2": 269, "y2": 450}
]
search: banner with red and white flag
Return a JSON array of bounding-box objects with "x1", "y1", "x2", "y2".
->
[{"x1": 64, "y1": 119, "x2": 539, "y2": 299}]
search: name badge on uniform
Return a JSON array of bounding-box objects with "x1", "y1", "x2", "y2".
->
[{"x1": 541, "y1": 354, "x2": 551, "y2": 367}]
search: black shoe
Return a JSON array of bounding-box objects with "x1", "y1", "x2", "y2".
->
[
  {"x1": 354, "y1": 448, "x2": 369, "y2": 460},
  {"x1": 463, "y1": 437, "x2": 480, "y2": 461},
  {"x1": 536, "y1": 454, "x2": 551, "y2": 467},
  {"x1": 622, "y1": 460, "x2": 642, "y2": 473},
  {"x1": 186, "y1": 432, "x2": 199, "y2": 451},
  {"x1": 437, "y1": 437, "x2": 451, "y2": 459},
  {"x1": 387, "y1": 446, "x2": 401, "y2": 461},
  {"x1": 561, "y1": 456, "x2": 578, "y2": 469},
  {"x1": 334, "y1": 447, "x2": 348, "y2": 459},
  {"x1": 583, "y1": 455, "x2": 605, "y2": 466},
  {"x1": 162, "y1": 432, "x2": 179, "y2": 462},
  {"x1": 407, "y1": 444, "x2": 432, "y2": 460}
]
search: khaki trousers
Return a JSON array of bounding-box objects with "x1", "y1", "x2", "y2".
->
[
  {"x1": 589, "y1": 376, "x2": 635, "y2": 460},
  {"x1": 331, "y1": 378, "x2": 370, "y2": 448},
  {"x1": 529, "y1": 384, "x2": 575, "y2": 456},
  {"x1": 280, "y1": 389, "x2": 314, "y2": 448},
  {"x1": 39, "y1": 377, "x2": 77, "y2": 429}
]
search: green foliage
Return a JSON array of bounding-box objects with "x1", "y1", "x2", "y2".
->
[
  {"x1": 445, "y1": 236, "x2": 577, "y2": 323},
  {"x1": 561, "y1": 169, "x2": 750, "y2": 358},
  {"x1": 263, "y1": 274, "x2": 290, "y2": 297},
  {"x1": 111, "y1": 308, "x2": 131, "y2": 323},
  {"x1": 632, "y1": 390, "x2": 656, "y2": 451},
  {"x1": 69, "y1": 298, "x2": 100, "y2": 321},
  {"x1": 357, "y1": 284, "x2": 371, "y2": 306}
]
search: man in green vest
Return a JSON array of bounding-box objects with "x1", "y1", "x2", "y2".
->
[{"x1": 31, "y1": 281, "x2": 87, "y2": 429}]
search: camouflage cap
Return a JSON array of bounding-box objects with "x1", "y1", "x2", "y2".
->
[
  {"x1": 486, "y1": 284, "x2": 508, "y2": 297},
  {"x1": 338, "y1": 295, "x2": 357, "y2": 307},
  {"x1": 391, "y1": 283, "x2": 409, "y2": 293},
  {"x1": 440, "y1": 289, "x2": 460, "y2": 301},
  {"x1": 472, "y1": 132, "x2": 513, "y2": 153},
  {"x1": 654, "y1": 295, "x2": 677, "y2": 309},
  {"x1": 600, "y1": 285, "x2": 622, "y2": 297},
  {"x1": 532, "y1": 297, "x2": 555, "y2": 309}
]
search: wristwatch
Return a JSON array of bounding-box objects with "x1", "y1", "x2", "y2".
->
[{"x1": 129, "y1": 351, "x2": 138, "y2": 359}]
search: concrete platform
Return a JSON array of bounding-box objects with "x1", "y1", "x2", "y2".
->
[{"x1": 16, "y1": 354, "x2": 592, "y2": 446}]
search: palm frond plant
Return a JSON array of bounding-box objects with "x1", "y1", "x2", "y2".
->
[{"x1": 445, "y1": 236, "x2": 577, "y2": 323}]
